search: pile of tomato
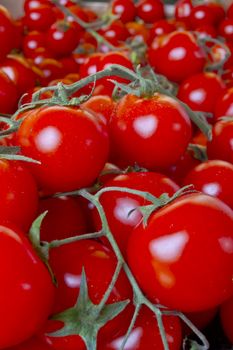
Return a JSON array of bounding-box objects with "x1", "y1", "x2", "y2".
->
[{"x1": 0, "y1": 0, "x2": 233, "y2": 349}]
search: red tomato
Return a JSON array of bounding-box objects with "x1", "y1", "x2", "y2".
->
[
  {"x1": 23, "y1": 31, "x2": 46, "y2": 58},
  {"x1": 112, "y1": 0, "x2": 136, "y2": 24},
  {"x1": 127, "y1": 193, "x2": 233, "y2": 312},
  {"x1": 195, "y1": 24, "x2": 217, "y2": 40},
  {"x1": 38, "y1": 196, "x2": 87, "y2": 242},
  {"x1": 164, "y1": 150, "x2": 201, "y2": 185},
  {"x1": 218, "y1": 18, "x2": 233, "y2": 43},
  {"x1": 220, "y1": 296, "x2": 233, "y2": 344},
  {"x1": 136, "y1": 0, "x2": 164, "y2": 24},
  {"x1": 227, "y1": 2, "x2": 233, "y2": 19},
  {"x1": 40, "y1": 240, "x2": 133, "y2": 349},
  {"x1": 0, "y1": 222, "x2": 54, "y2": 348},
  {"x1": 126, "y1": 21, "x2": 149, "y2": 43},
  {"x1": 59, "y1": 55, "x2": 80, "y2": 75},
  {"x1": 0, "y1": 69, "x2": 18, "y2": 114},
  {"x1": 175, "y1": 0, "x2": 193, "y2": 27},
  {"x1": 177, "y1": 72, "x2": 225, "y2": 114},
  {"x1": 8, "y1": 336, "x2": 51, "y2": 350},
  {"x1": 148, "y1": 31, "x2": 206, "y2": 83},
  {"x1": 24, "y1": 5, "x2": 56, "y2": 32},
  {"x1": 81, "y1": 95, "x2": 115, "y2": 124},
  {"x1": 207, "y1": 119, "x2": 233, "y2": 163},
  {"x1": 16, "y1": 106, "x2": 109, "y2": 193},
  {"x1": 214, "y1": 87, "x2": 233, "y2": 121},
  {"x1": 190, "y1": 5, "x2": 216, "y2": 29},
  {"x1": 37, "y1": 58, "x2": 65, "y2": 86},
  {"x1": 94, "y1": 171, "x2": 179, "y2": 256},
  {"x1": 100, "y1": 306, "x2": 182, "y2": 350},
  {"x1": 222, "y1": 66, "x2": 233, "y2": 88},
  {"x1": 29, "y1": 47, "x2": 53, "y2": 65},
  {"x1": 148, "y1": 19, "x2": 176, "y2": 44},
  {"x1": 24, "y1": 0, "x2": 52, "y2": 12},
  {"x1": 0, "y1": 160, "x2": 38, "y2": 231},
  {"x1": 98, "y1": 20, "x2": 129, "y2": 47},
  {"x1": 0, "y1": 55, "x2": 36, "y2": 95},
  {"x1": 109, "y1": 93, "x2": 192, "y2": 169},
  {"x1": 183, "y1": 160, "x2": 233, "y2": 209},
  {"x1": 46, "y1": 21, "x2": 81, "y2": 57},
  {"x1": 0, "y1": 6, "x2": 17, "y2": 62}
]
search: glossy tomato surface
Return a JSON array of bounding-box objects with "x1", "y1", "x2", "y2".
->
[
  {"x1": 109, "y1": 93, "x2": 192, "y2": 169},
  {"x1": 127, "y1": 193, "x2": 233, "y2": 312},
  {"x1": 16, "y1": 106, "x2": 109, "y2": 193},
  {"x1": 0, "y1": 222, "x2": 54, "y2": 348},
  {"x1": 220, "y1": 296, "x2": 233, "y2": 344}
]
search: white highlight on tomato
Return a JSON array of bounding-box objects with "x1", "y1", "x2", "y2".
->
[
  {"x1": 189, "y1": 89, "x2": 206, "y2": 103},
  {"x1": 114, "y1": 198, "x2": 141, "y2": 225},
  {"x1": 149, "y1": 230, "x2": 189, "y2": 263},
  {"x1": 219, "y1": 237, "x2": 233, "y2": 254},
  {"x1": 110, "y1": 328, "x2": 143, "y2": 349},
  {"x1": 64, "y1": 273, "x2": 82, "y2": 288},
  {"x1": 168, "y1": 47, "x2": 186, "y2": 61},
  {"x1": 202, "y1": 182, "x2": 221, "y2": 196},
  {"x1": 133, "y1": 114, "x2": 158, "y2": 138},
  {"x1": 35, "y1": 126, "x2": 62, "y2": 153}
]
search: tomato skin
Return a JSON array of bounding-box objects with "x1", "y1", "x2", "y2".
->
[
  {"x1": 0, "y1": 222, "x2": 54, "y2": 348},
  {"x1": 109, "y1": 93, "x2": 192, "y2": 169},
  {"x1": 127, "y1": 193, "x2": 233, "y2": 312},
  {"x1": 100, "y1": 306, "x2": 182, "y2": 350},
  {"x1": 98, "y1": 20, "x2": 129, "y2": 47},
  {"x1": 148, "y1": 31, "x2": 206, "y2": 83},
  {"x1": 0, "y1": 160, "x2": 38, "y2": 232},
  {"x1": 94, "y1": 172, "x2": 179, "y2": 256},
  {"x1": 214, "y1": 88, "x2": 233, "y2": 121},
  {"x1": 24, "y1": 5, "x2": 56, "y2": 32},
  {"x1": 37, "y1": 58, "x2": 65, "y2": 86},
  {"x1": 175, "y1": 0, "x2": 193, "y2": 27},
  {"x1": 207, "y1": 119, "x2": 233, "y2": 163},
  {"x1": 184, "y1": 307, "x2": 218, "y2": 335},
  {"x1": 112, "y1": 0, "x2": 136, "y2": 24},
  {"x1": 190, "y1": 5, "x2": 216, "y2": 29},
  {"x1": 0, "y1": 6, "x2": 17, "y2": 62},
  {"x1": 177, "y1": 72, "x2": 225, "y2": 114},
  {"x1": 0, "y1": 69, "x2": 18, "y2": 114},
  {"x1": 148, "y1": 19, "x2": 176, "y2": 44},
  {"x1": 16, "y1": 106, "x2": 109, "y2": 193},
  {"x1": 81, "y1": 95, "x2": 116, "y2": 124},
  {"x1": 8, "y1": 336, "x2": 51, "y2": 350},
  {"x1": 220, "y1": 296, "x2": 233, "y2": 344},
  {"x1": 136, "y1": 0, "x2": 164, "y2": 24},
  {"x1": 183, "y1": 160, "x2": 233, "y2": 210},
  {"x1": 38, "y1": 196, "x2": 87, "y2": 242},
  {"x1": 0, "y1": 55, "x2": 36, "y2": 95},
  {"x1": 41, "y1": 240, "x2": 133, "y2": 349},
  {"x1": 46, "y1": 21, "x2": 81, "y2": 58},
  {"x1": 218, "y1": 19, "x2": 233, "y2": 43},
  {"x1": 23, "y1": 31, "x2": 46, "y2": 58}
]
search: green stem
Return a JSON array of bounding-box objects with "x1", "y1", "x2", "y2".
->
[
  {"x1": 119, "y1": 304, "x2": 142, "y2": 350},
  {"x1": 48, "y1": 231, "x2": 104, "y2": 249}
]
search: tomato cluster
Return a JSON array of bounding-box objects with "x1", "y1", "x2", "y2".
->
[{"x1": 0, "y1": 0, "x2": 233, "y2": 349}]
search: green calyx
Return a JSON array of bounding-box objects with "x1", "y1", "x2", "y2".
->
[{"x1": 48, "y1": 269, "x2": 129, "y2": 350}]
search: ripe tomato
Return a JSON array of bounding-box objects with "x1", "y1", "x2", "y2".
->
[
  {"x1": 94, "y1": 171, "x2": 179, "y2": 256},
  {"x1": 0, "y1": 160, "x2": 38, "y2": 231},
  {"x1": 81, "y1": 95, "x2": 116, "y2": 123},
  {"x1": 207, "y1": 119, "x2": 233, "y2": 163},
  {"x1": 220, "y1": 296, "x2": 233, "y2": 344},
  {"x1": 23, "y1": 31, "x2": 46, "y2": 58},
  {"x1": 218, "y1": 18, "x2": 233, "y2": 43},
  {"x1": 16, "y1": 106, "x2": 109, "y2": 193},
  {"x1": 195, "y1": 24, "x2": 217, "y2": 40},
  {"x1": 98, "y1": 20, "x2": 129, "y2": 47},
  {"x1": 175, "y1": 0, "x2": 193, "y2": 27},
  {"x1": 0, "y1": 55, "x2": 36, "y2": 95},
  {"x1": 0, "y1": 6, "x2": 17, "y2": 62},
  {"x1": 214, "y1": 88, "x2": 233, "y2": 121},
  {"x1": 177, "y1": 72, "x2": 225, "y2": 114},
  {"x1": 24, "y1": 0, "x2": 52, "y2": 12},
  {"x1": 46, "y1": 21, "x2": 81, "y2": 57},
  {"x1": 8, "y1": 336, "x2": 51, "y2": 350},
  {"x1": 100, "y1": 306, "x2": 182, "y2": 350},
  {"x1": 184, "y1": 307, "x2": 218, "y2": 334},
  {"x1": 148, "y1": 19, "x2": 176, "y2": 44},
  {"x1": 41, "y1": 240, "x2": 133, "y2": 349},
  {"x1": 190, "y1": 5, "x2": 216, "y2": 29},
  {"x1": 227, "y1": 2, "x2": 233, "y2": 19},
  {"x1": 0, "y1": 222, "x2": 54, "y2": 348},
  {"x1": 183, "y1": 160, "x2": 233, "y2": 209},
  {"x1": 109, "y1": 93, "x2": 192, "y2": 169},
  {"x1": 148, "y1": 31, "x2": 206, "y2": 83},
  {"x1": 112, "y1": 0, "x2": 136, "y2": 24},
  {"x1": 24, "y1": 4, "x2": 56, "y2": 32},
  {"x1": 37, "y1": 58, "x2": 65, "y2": 86},
  {"x1": 0, "y1": 69, "x2": 18, "y2": 114},
  {"x1": 136, "y1": 0, "x2": 164, "y2": 24},
  {"x1": 127, "y1": 193, "x2": 233, "y2": 312},
  {"x1": 38, "y1": 196, "x2": 87, "y2": 242}
]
